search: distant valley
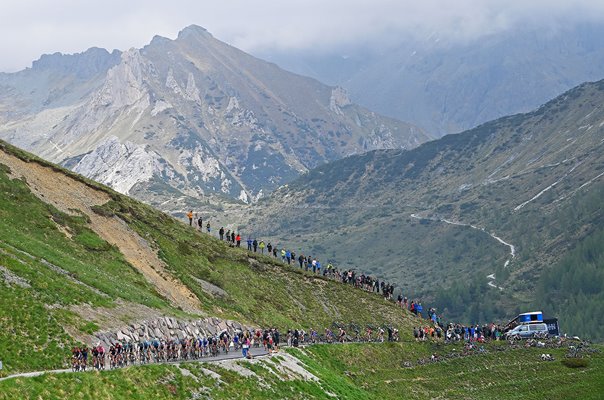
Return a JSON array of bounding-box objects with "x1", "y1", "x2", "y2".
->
[{"x1": 243, "y1": 80, "x2": 604, "y2": 340}]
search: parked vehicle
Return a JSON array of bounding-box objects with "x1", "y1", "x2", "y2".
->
[
  {"x1": 505, "y1": 311, "x2": 559, "y2": 337},
  {"x1": 505, "y1": 323, "x2": 549, "y2": 340}
]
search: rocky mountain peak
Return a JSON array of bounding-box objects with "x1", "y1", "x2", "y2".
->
[
  {"x1": 30, "y1": 47, "x2": 121, "y2": 78},
  {"x1": 150, "y1": 35, "x2": 172, "y2": 46},
  {"x1": 177, "y1": 24, "x2": 213, "y2": 42},
  {"x1": 0, "y1": 25, "x2": 430, "y2": 206},
  {"x1": 93, "y1": 48, "x2": 151, "y2": 109}
]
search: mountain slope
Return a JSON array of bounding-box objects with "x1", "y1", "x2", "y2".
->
[
  {"x1": 246, "y1": 80, "x2": 604, "y2": 338},
  {"x1": 0, "y1": 139, "x2": 413, "y2": 377},
  {"x1": 0, "y1": 47, "x2": 121, "y2": 114},
  {"x1": 263, "y1": 23, "x2": 604, "y2": 136},
  {"x1": 0, "y1": 25, "x2": 429, "y2": 206}
]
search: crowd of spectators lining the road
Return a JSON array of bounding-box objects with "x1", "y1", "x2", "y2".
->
[
  {"x1": 68, "y1": 211, "x2": 509, "y2": 372},
  {"x1": 188, "y1": 212, "x2": 397, "y2": 298},
  {"x1": 187, "y1": 212, "x2": 508, "y2": 343}
]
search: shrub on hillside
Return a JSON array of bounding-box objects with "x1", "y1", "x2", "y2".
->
[
  {"x1": 91, "y1": 204, "x2": 114, "y2": 217},
  {"x1": 562, "y1": 359, "x2": 589, "y2": 368}
]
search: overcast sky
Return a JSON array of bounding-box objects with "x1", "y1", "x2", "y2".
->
[{"x1": 1, "y1": 0, "x2": 603, "y2": 72}]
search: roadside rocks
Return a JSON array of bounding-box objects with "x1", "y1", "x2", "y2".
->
[
  {"x1": 93, "y1": 317, "x2": 252, "y2": 346},
  {"x1": 192, "y1": 277, "x2": 228, "y2": 298},
  {"x1": 0, "y1": 265, "x2": 31, "y2": 288}
]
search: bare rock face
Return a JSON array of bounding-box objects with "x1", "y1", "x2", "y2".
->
[
  {"x1": 193, "y1": 277, "x2": 229, "y2": 298},
  {"x1": 93, "y1": 49, "x2": 151, "y2": 111},
  {"x1": 94, "y1": 316, "x2": 255, "y2": 346},
  {"x1": 329, "y1": 87, "x2": 351, "y2": 115},
  {"x1": 72, "y1": 136, "x2": 164, "y2": 195},
  {"x1": 0, "y1": 265, "x2": 32, "y2": 288},
  {"x1": 0, "y1": 25, "x2": 430, "y2": 207}
]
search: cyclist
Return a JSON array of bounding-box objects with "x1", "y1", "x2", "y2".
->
[
  {"x1": 81, "y1": 345, "x2": 89, "y2": 370},
  {"x1": 338, "y1": 328, "x2": 347, "y2": 343},
  {"x1": 91, "y1": 345, "x2": 99, "y2": 369},
  {"x1": 71, "y1": 346, "x2": 81, "y2": 371},
  {"x1": 97, "y1": 344, "x2": 106, "y2": 370},
  {"x1": 115, "y1": 342, "x2": 123, "y2": 367},
  {"x1": 233, "y1": 333, "x2": 240, "y2": 350}
]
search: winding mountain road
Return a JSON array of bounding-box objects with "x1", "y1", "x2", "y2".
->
[{"x1": 410, "y1": 213, "x2": 516, "y2": 290}]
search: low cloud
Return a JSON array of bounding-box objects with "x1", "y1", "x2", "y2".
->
[{"x1": 1, "y1": 0, "x2": 603, "y2": 71}]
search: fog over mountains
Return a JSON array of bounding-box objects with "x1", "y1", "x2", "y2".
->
[
  {"x1": 0, "y1": 25, "x2": 428, "y2": 205},
  {"x1": 260, "y1": 23, "x2": 604, "y2": 136}
]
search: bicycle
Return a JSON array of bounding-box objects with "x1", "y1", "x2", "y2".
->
[
  {"x1": 566, "y1": 347, "x2": 583, "y2": 358},
  {"x1": 71, "y1": 355, "x2": 81, "y2": 372}
]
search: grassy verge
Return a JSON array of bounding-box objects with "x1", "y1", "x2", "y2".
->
[{"x1": 0, "y1": 342, "x2": 602, "y2": 399}]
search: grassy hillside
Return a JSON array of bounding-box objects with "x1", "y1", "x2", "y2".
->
[
  {"x1": 1, "y1": 341, "x2": 602, "y2": 399},
  {"x1": 0, "y1": 139, "x2": 602, "y2": 399},
  {"x1": 0, "y1": 140, "x2": 414, "y2": 377},
  {"x1": 245, "y1": 80, "x2": 604, "y2": 339}
]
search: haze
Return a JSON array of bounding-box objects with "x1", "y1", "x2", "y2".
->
[{"x1": 2, "y1": 0, "x2": 604, "y2": 72}]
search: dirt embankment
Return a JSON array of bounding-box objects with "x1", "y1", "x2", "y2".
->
[{"x1": 0, "y1": 150, "x2": 202, "y2": 314}]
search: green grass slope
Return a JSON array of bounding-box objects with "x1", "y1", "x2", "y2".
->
[
  {"x1": 1, "y1": 140, "x2": 602, "y2": 399},
  {"x1": 0, "y1": 140, "x2": 413, "y2": 377},
  {"x1": 1, "y1": 342, "x2": 602, "y2": 399}
]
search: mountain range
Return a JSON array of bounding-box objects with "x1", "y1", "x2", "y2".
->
[
  {"x1": 0, "y1": 25, "x2": 428, "y2": 206},
  {"x1": 260, "y1": 23, "x2": 604, "y2": 136},
  {"x1": 245, "y1": 80, "x2": 604, "y2": 339},
  {"x1": 1, "y1": 22, "x2": 604, "y2": 398}
]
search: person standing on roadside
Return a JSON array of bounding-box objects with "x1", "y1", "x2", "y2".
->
[
  {"x1": 259, "y1": 240, "x2": 265, "y2": 254},
  {"x1": 187, "y1": 210, "x2": 193, "y2": 226},
  {"x1": 416, "y1": 302, "x2": 423, "y2": 318}
]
